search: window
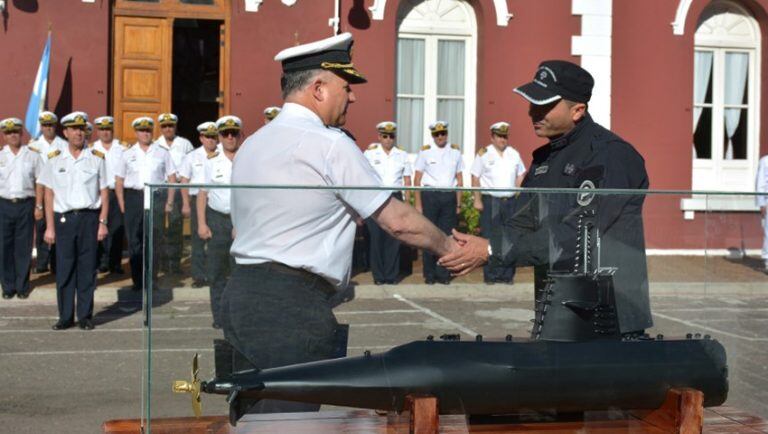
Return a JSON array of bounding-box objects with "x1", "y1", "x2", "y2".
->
[
  {"x1": 692, "y1": 1, "x2": 760, "y2": 192},
  {"x1": 395, "y1": 0, "x2": 476, "y2": 163}
]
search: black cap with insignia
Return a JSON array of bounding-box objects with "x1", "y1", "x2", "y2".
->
[
  {"x1": 274, "y1": 32, "x2": 367, "y2": 84},
  {"x1": 513, "y1": 60, "x2": 594, "y2": 105}
]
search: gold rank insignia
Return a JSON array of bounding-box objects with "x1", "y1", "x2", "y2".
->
[
  {"x1": 48, "y1": 149, "x2": 61, "y2": 159},
  {"x1": 421, "y1": 145, "x2": 431, "y2": 151},
  {"x1": 91, "y1": 149, "x2": 105, "y2": 159},
  {"x1": 367, "y1": 143, "x2": 379, "y2": 150},
  {"x1": 207, "y1": 151, "x2": 219, "y2": 159},
  {"x1": 28, "y1": 146, "x2": 40, "y2": 153},
  {"x1": 477, "y1": 147, "x2": 487, "y2": 157},
  {"x1": 450, "y1": 144, "x2": 460, "y2": 150}
]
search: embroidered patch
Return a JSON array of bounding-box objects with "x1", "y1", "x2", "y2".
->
[
  {"x1": 534, "y1": 165, "x2": 549, "y2": 176},
  {"x1": 563, "y1": 163, "x2": 576, "y2": 176},
  {"x1": 576, "y1": 180, "x2": 596, "y2": 206}
]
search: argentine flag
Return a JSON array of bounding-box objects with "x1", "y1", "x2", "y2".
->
[{"x1": 24, "y1": 33, "x2": 52, "y2": 140}]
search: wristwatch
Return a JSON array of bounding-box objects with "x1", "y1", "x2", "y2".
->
[
  {"x1": 99, "y1": 218, "x2": 108, "y2": 226},
  {"x1": 487, "y1": 243, "x2": 493, "y2": 258},
  {"x1": 35, "y1": 204, "x2": 43, "y2": 211}
]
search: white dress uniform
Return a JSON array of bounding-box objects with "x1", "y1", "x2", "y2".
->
[
  {"x1": 115, "y1": 143, "x2": 176, "y2": 189},
  {"x1": 0, "y1": 146, "x2": 43, "y2": 200},
  {"x1": 179, "y1": 144, "x2": 222, "y2": 196},
  {"x1": 363, "y1": 144, "x2": 411, "y2": 187},
  {"x1": 414, "y1": 144, "x2": 464, "y2": 187},
  {"x1": 91, "y1": 139, "x2": 125, "y2": 190},
  {"x1": 470, "y1": 145, "x2": 526, "y2": 197},
  {"x1": 37, "y1": 148, "x2": 107, "y2": 213},
  {"x1": 28, "y1": 136, "x2": 67, "y2": 163},
  {"x1": 230, "y1": 102, "x2": 390, "y2": 288},
  {"x1": 202, "y1": 150, "x2": 233, "y2": 214},
  {"x1": 756, "y1": 155, "x2": 768, "y2": 265},
  {"x1": 155, "y1": 135, "x2": 193, "y2": 174}
]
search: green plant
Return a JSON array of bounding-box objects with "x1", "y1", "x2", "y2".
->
[{"x1": 458, "y1": 191, "x2": 480, "y2": 235}]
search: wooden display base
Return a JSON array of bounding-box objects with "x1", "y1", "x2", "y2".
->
[{"x1": 104, "y1": 389, "x2": 768, "y2": 433}]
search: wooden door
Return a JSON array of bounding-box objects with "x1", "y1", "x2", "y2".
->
[{"x1": 112, "y1": 16, "x2": 172, "y2": 143}]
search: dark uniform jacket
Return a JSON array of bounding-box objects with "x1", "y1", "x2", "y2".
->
[{"x1": 491, "y1": 113, "x2": 652, "y2": 333}]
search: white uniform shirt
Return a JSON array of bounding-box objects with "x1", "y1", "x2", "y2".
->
[
  {"x1": 756, "y1": 155, "x2": 768, "y2": 207},
  {"x1": 202, "y1": 150, "x2": 234, "y2": 214},
  {"x1": 0, "y1": 146, "x2": 43, "y2": 199},
  {"x1": 414, "y1": 144, "x2": 464, "y2": 187},
  {"x1": 470, "y1": 145, "x2": 526, "y2": 198},
  {"x1": 179, "y1": 144, "x2": 222, "y2": 196},
  {"x1": 29, "y1": 136, "x2": 67, "y2": 163},
  {"x1": 230, "y1": 102, "x2": 390, "y2": 289},
  {"x1": 363, "y1": 144, "x2": 412, "y2": 187},
  {"x1": 155, "y1": 135, "x2": 193, "y2": 175},
  {"x1": 115, "y1": 143, "x2": 176, "y2": 190},
  {"x1": 91, "y1": 139, "x2": 126, "y2": 190},
  {"x1": 37, "y1": 148, "x2": 107, "y2": 213}
]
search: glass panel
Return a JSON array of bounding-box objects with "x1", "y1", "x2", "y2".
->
[
  {"x1": 723, "y1": 108, "x2": 748, "y2": 160},
  {"x1": 694, "y1": 106, "x2": 712, "y2": 159},
  {"x1": 724, "y1": 52, "x2": 749, "y2": 106},
  {"x1": 396, "y1": 97, "x2": 424, "y2": 153},
  {"x1": 396, "y1": 38, "x2": 425, "y2": 95},
  {"x1": 437, "y1": 40, "x2": 465, "y2": 96},
  {"x1": 438, "y1": 98, "x2": 464, "y2": 149},
  {"x1": 694, "y1": 51, "x2": 713, "y2": 105}
]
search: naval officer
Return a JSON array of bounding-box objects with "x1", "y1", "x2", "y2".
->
[
  {"x1": 226, "y1": 32, "x2": 458, "y2": 414},
  {"x1": 470, "y1": 122, "x2": 526, "y2": 283},
  {"x1": 363, "y1": 121, "x2": 412, "y2": 284},
  {"x1": 179, "y1": 121, "x2": 221, "y2": 287},
  {"x1": 38, "y1": 112, "x2": 109, "y2": 330},
  {"x1": 413, "y1": 121, "x2": 464, "y2": 284},
  {"x1": 0, "y1": 118, "x2": 43, "y2": 300},
  {"x1": 263, "y1": 106, "x2": 281, "y2": 124}
]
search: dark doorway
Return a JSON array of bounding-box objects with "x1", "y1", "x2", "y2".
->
[{"x1": 172, "y1": 19, "x2": 221, "y2": 146}]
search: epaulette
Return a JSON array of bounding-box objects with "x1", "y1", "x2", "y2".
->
[
  {"x1": 91, "y1": 149, "x2": 105, "y2": 159},
  {"x1": 28, "y1": 145, "x2": 40, "y2": 153},
  {"x1": 367, "y1": 143, "x2": 379, "y2": 150},
  {"x1": 48, "y1": 149, "x2": 61, "y2": 159},
  {"x1": 477, "y1": 147, "x2": 487, "y2": 157},
  {"x1": 421, "y1": 145, "x2": 431, "y2": 151},
  {"x1": 396, "y1": 145, "x2": 405, "y2": 151},
  {"x1": 450, "y1": 143, "x2": 460, "y2": 150},
  {"x1": 207, "y1": 151, "x2": 219, "y2": 160}
]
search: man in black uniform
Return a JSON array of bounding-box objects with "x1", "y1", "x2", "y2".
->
[{"x1": 441, "y1": 60, "x2": 652, "y2": 337}]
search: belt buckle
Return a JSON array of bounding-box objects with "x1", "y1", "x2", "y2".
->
[{"x1": 11, "y1": 198, "x2": 19, "y2": 203}]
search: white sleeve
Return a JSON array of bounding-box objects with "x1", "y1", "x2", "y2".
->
[
  {"x1": 34, "y1": 153, "x2": 44, "y2": 179},
  {"x1": 456, "y1": 152, "x2": 465, "y2": 173},
  {"x1": 37, "y1": 159, "x2": 53, "y2": 188},
  {"x1": 516, "y1": 157, "x2": 527, "y2": 177},
  {"x1": 470, "y1": 155, "x2": 483, "y2": 178},
  {"x1": 114, "y1": 152, "x2": 127, "y2": 179},
  {"x1": 414, "y1": 151, "x2": 427, "y2": 172},
  {"x1": 200, "y1": 160, "x2": 213, "y2": 193},
  {"x1": 164, "y1": 150, "x2": 177, "y2": 179},
  {"x1": 98, "y1": 158, "x2": 108, "y2": 190},
  {"x1": 324, "y1": 136, "x2": 390, "y2": 219},
  {"x1": 757, "y1": 158, "x2": 768, "y2": 206},
  {"x1": 403, "y1": 155, "x2": 413, "y2": 177},
  {"x1": 178, "y1": 154, "x2": 192, "y2": 179}
]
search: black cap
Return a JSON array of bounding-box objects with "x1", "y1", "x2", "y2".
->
[{"x1": 513, "y1": 60, "x2": 594, "y2": 105}]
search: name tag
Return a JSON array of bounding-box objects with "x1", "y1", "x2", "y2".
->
[{"x1": 534, "y1": 165, "x2": 549, "y2": 176}]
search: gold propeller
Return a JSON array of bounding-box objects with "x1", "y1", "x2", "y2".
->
[{"x1": 172, "y1": 353, "x2": 202, "y2": 417}]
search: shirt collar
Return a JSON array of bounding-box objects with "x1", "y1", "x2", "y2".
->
[
  {"x1": 548, "y1": 113, "x2": 592, "y2": 151},
  {"x1": 280, "y1": 102, "x2": 325, "y2": 128}
]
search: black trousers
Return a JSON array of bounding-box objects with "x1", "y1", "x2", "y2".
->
[
  {"x1": 189, "y1": 195, "x2": 207, "y2": 282},
  {"x1": 221, "y1": 263, "x2": 339, "y2": 413},
  {"x1": 35, "y1": 217, "x2": 55, "y2": 272},
  {"x1": 124, "y1": 189, "x2": 164, "y2": 289},
  {"x1": 97, "y1": 189, "x2": 125, "y2": 272},
  {"x1": 162, "y1": 190, "x2": 183, "y2": 271},
  {"x1": 480, "y1": 194, "x2": 516, "y2": 283},
  {"x1": 0, "y1": 198, "x2": 34, "y2": 296},
  {"x1": 421, "y1": 191, "x2": 457, "y2": 282},
  {"x1": 206, "y1": 207, "x2": 233, "y2": 326},
  {"x1": 54, "y1": 209, "x2": 99, "y2": 322},
  {"x1": 365, "y1": 192, "x2": 402, "y2": 283}
]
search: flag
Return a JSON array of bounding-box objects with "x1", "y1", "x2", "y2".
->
[{"x1": 24, "y1": 33, "x2": 52, "y2": 140}]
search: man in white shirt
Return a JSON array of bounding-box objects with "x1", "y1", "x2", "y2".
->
[
  {"x1": 197, "y1": 116, "x2": 241, "y2": 329},
  {"x1": 179, "y1": 121, "x2": 221, "y2": 287},
  {"x1": 155, "y1": 113, "x2": 193, "y2": 274},
  {"x1": 115, "y1": 117, "x2": 177, "y2": 291},
  {"x1": 226, "y1": 33, "x2": 458, "y2": 416},
  {"x1": 91, "y1": 116, "x2": 127, "y2": 275},
  {"x1": 756, "y1": 154, "x2": 768, "y2": 273},
  {"x1": 37, "y1": 112, "x2": 109, "y2": 330},
  {"x1": 363, "y1": 121, "x2": 412, "y2": 284},
  {"x1": 470, "y1": 122, "x2": 526, "y2": 284},
  {"x1": 413, "y1": 121, "x2": 464, "y2": 284},
  {"x1": 0, "y1": 118, "x2": 43, "y2": 300},
  {"x1": 29, "y1": 111, "x2": 66, "y2": 274}
]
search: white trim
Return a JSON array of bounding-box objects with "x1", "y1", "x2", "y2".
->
[
  {"x1": 512, "y1": 88, "x2": 561, "y2": 105},
  {"x1": 370, "y1": 0, "x2": 513, "y2": 27},
  {"x1": 672, "y1": 0, "x2": 694, "y2": 35},
  {"x1": 571, "y1": 0, "x2": 612, "y2": 129},
  {"x1": 646, "y1": 249, "x2": 761, "y2": 256},
  {"x1": 244, "y1": 0, "x2": 298, "y2": 12},
  {"x1": 680, "y1": 195, "x2": 759, "y2": 212}
]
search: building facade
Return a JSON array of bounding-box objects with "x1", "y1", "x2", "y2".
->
[{"x1": 1, "y1": 0, "x2": 765, "y2": 250}]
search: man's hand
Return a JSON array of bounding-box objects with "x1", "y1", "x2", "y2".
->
[
  {"x1": 473, "y1": 199, "x2": 483, "y2": 212},
  {"x1": 415, "y1": 204, "x2": 423, "y2": 214},
  {"x1": 181, "y1": 202, "x2": 191, "y2": 218},
  {"x1": 44, "y1": 227, "x2": 55, "y2": 245},
  {"x1": 97, "y1": 224, "x2": 108, "y2": 241},
  {"x1": 198, "y1": 224, "x2": 212, "y2": 240},
  {"x1": 439, "y1": 229, "x2": 489, "y2": 276},
  {"x1": 34, "y1": 207, "x2": 43, "y2": 221},
  {"x1": 165, "y1": 201, "x2": 174, "y2": 213}
]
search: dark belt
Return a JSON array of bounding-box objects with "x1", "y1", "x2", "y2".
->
[
  {"x1": 206, "y1": 205, "x2": 231, "y2": 217},
  {"x1": 57, "y1": 209, "x2": 99, "y2": 216},
  {"x1": 249, "y1": 262, "x2": 335, "y2": 296},
  {"x1": 481, "y1": 194, "x2": 514, "y2": 201},
  {"x1": 0, "y1": 197, "x2": 33, "y2": 204}
]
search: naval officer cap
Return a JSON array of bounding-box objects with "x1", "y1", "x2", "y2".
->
[
  {"x1": 61, "y1": 111, "x2": 89, "y2": 128},
  {"x1": 0, "y1": 117, "x2": 23, "y2": 133},
  {"x1": 158, "y1": 113, "x2": 178, "y2": 126},
  {"x1": 376, "y1": 121, "x2": 396, "y2": 134},
  {"x1": 197, "y1": 121, "x2": 218, "y2": 137},
  {"x1": 490, "y1": 121, "x2": 510, "y2": 136},
  {"x1": 132, "y1": 116, "x2": 154, "y2": 131},
  {"x1": 94, "y1": 116, "x2": 114, "y2": 130},
  {"x1": 429, "y1": 121, "x2": 448, "y2": 134},
  {"x1": 274, "y1": 32, "x2": 367, "y2": 84},
  {"x1": 216, "y1": 115, "x2": 242, "y2": 133},
  {"x1": 264, "y1": 106, "x2": 281, "y2": 121},
  {"x1": 39, "y1": 111, "x2": 58, "y2": 125},
  {"x1": 514, "y1": 60, "x2": 594, "y2": 105}
]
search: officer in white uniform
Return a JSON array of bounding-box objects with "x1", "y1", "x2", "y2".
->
[
  {"x1": 413, "y1": 121, "x2": 464, "y2": 284},
  {"x1": 226, "y1": 32, "x2": 457, "y2": 416},
  {"x1": 155, "y1": 113, "x2": 192, "y2": 273},
  {"x1": 115, "y1": 116, "x2": 177, "y2": 291},
  {"x1": 263, "y1": 106, "x2": 281, "y2": 124},
  {"x1": 91, "y1": 116, "x2": 127, "y2": 274},
  {"x1": 756, "y1": 154, "x2": 768, "y2": 273},
  {"x1": 30, "y1": 111, "x2": 67, "y2": 274},
  {"x1": 197, "y1": 115, "x2": 241, "y2": 329},
  {"x1": 37, "y1": 112, "x2": 109, "y2": 330},
  {"x1": 470, "y1": 122, "x2": 526, "y2": 283},
  {"x1": 179, "y1": 121, "x2": 221, "y2": 287},
  {"x1": 0, "y1": 118, "x2": 43, "y2": 300},
  {"x1": 363, "y1": 121, "x2": 412, "y2": 284}
]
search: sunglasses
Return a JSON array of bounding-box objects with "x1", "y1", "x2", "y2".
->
[
  {"x1": 160, "y1": 124, "x2": 175, "y2": 129},
  {"x1": 380, "y1": 133, "x2": 395, "y2": 139},
  {"x1": 220, "y1": 130, "x2": 240, "y2": 137},
  {"x1": 432, "y1": 131, "x2": 447, "y2": 137}
]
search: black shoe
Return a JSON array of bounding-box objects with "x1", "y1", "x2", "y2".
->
[
  {"x1": 425, "y1": 279, "x2": 435, "y2": 285},
  {"x1": 110, "y1": 267, "x2": 125, "y2": 275},
  {"x1": 98, "y1": 265, "x2": 110, "y2": 273},
  {"x1": 131, "y1": 284, "x2": 141, "y2": 291},
  {"x1": 374, "y1": 280, "x2": 384, "y2": 285},
  {"x1": 16, "y1": 293, "x2": 29, "y2": 300},
  {"x1": 436, "y1": 279, "x2": 451, "y2": 285},
  {"x1": 191, "y1": 279, "x2": 207, "y2": 288},
  {"x1": 78, "y1": 319, "x2": 94, "y2": 330},
  {"x1": 484, "y1": 280, "x2": 496, "y2": 285},
  {"x1": 52, "y1": 320, "x2": 74, "y2": 330},
  {"x1": 2, "y1": 293, "x2": 15, "y2": 300},
  {"x1": 34, "y1": 267, "x2": 48, "y2": 274}
]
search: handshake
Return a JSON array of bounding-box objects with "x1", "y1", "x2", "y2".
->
[{"x1": 438, "y1": 229, "x2": 491, "y2": 276}]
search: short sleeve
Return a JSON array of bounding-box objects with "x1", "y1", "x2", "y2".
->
[
  {"x1": 199, "y1": 159, "x2": 213, "y2": 192},
  {"x1": 37, "y1": 160, "x2": 53, "y2": 188},
  {"x1": 98, "y1": 158, "x2": 108, "y2": 190},
  {"x1": 114, "y1": 152, "x2": 127, "y2": 179},
  {"x1": 324, "y1": 136, "x2": 390, "y2": 219},
  {"x1": 164, "y1": 150, "x2": 177, "y2": 179},
  {"x1": 456, "y1": 152, "x2": 464, "y2": 172},
  {"x1": 515, "y1": 154, "x2": 526, "y2": 177},
  {"x1": 414, "y1": 151, "x2": 427, "y2": 172},
  {"x1": 403, "y1": 156, "x2": 413, "y2": 177},
  {"x1": 178, "y1": 154, "x2": 192, "y2": 179},
  {"x1": 470, "y1": 155, "x2": 484, "y2": 177},
  {"x1": 34, "y1": 154, "x2": 44, "y2": 179}
]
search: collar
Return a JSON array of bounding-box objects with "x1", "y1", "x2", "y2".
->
[
  {"x1": 280, "y1": 102, "x2": 325, "y2": 128},
  {"x1": 547, "y1": 113, "x2": 593, "y2": 151}
]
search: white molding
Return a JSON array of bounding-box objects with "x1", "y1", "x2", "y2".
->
[
  {"x1": 680, "y1": 196, "x2": 759, "y2": 212},
  {"x1": 244, "y1": 0, "x2": 298, "y2": 12},
  {"x1": 672, "y1": 0, "x2": 694, "y2": 35},
  {"x1": 571, "y1": 0, "x2": 612, "y2": 128},
  {"x1": 282, "y1": 0, "x2": 298, "y2": 5},
  {"x1": 370, "y1": 0, "x2": 513, "y2": 27},
  {"x1": 646, "y1": 248, "x2": 760, "y2": 256}
]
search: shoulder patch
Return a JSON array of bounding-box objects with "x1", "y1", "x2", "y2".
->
[
  {"x1": 91, "y1": 149, "x2": 105, "y2": 159},
  {"x1": 207, "y1": 151, "x2": 219, "y2": 160},
  {"x1": 421, "y1": 145, "x2": 431, "y2": 151},
  {"x1": 450, "y1": 143, "x2": 460, "y2": 150},
  {"x1": 48, "y1": 149, "x2": 61, "y2": 159},
  {"x1": 367, "y1": 143, "x2": 379, "y2": 150},
  {"x1": 477, "y1": 147, "x2": 487, "y2": 157},
  {"x1": 28, "y1": 145, "x2": 40, "y2": 153}
]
